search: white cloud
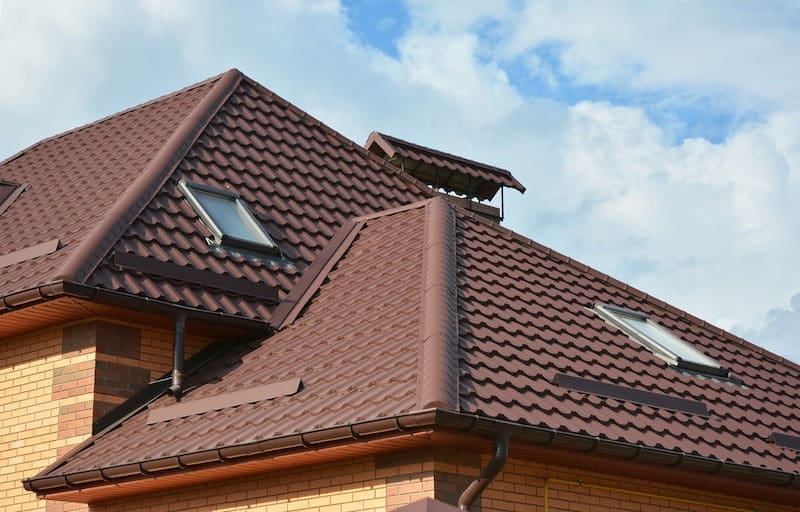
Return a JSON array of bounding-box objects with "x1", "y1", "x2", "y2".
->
[
  {"x1": 503, "y1": 0, "x2": 800, "y2": 109},
  {"x1": 513, "y1": 101, "x2": 800, "y2": 355}
]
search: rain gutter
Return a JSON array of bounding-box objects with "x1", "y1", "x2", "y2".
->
[
  {"x1": 0, "y1": 280, "x2": 269, "y2": 333},
  {"x1": 23, "y1": 409, "x2": 799, "y2": 497}
]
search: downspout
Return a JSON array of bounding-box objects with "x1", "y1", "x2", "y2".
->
[
  {"x1": 458, "y1": 431, "x2": 510, "y2": 511},
  {"x1": 167, "y1": 313, "x2": 187, "y2": 399}
]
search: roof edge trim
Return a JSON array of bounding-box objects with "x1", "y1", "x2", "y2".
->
[
  {"x1": 55, "y1": 69, "x2": 244, "y2": 284},
  {"x1": 417, "y1": 197, "x2": 459, "y2": 410},
  {"x1": 24, "y1": 409, "x2": 800, "y2": 499},
  {"x1": 0, "y1": 280, "x2": 269, "y2": 331}
]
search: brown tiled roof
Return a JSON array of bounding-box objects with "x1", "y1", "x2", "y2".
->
[
  {"x1": 0, "y1": 74, "x2": 218, "y2": 296},
  {"x1": 28, "y1": 199, "x2": 800, "y2": 496},
  {"x1": 41, "y1": 202, "x2": 430, "y2": 476},
  {"x1": 365, "y1": 131, "x2": 525, "y2": 201},
  {"x1": 10, "y1": 71, "x2": 798, "y2": 498},
  {"x1": 1, "y1": 70, "x2": 432, "y2": 321},
  {"x1": 454, "y1": 210, "x2": 800, "y2": 473}
]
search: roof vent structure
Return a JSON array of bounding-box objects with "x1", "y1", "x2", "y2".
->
[{"x1": 365, "y1": 132, "x2": 525, "y2": 221}]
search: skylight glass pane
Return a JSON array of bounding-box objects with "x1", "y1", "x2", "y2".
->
[
  {"x1": 617, "y1": 314, "x2": 721, "y2": 369},
  {"x1": 192, "y1": 189, "x2": 274, "y2": 247}
]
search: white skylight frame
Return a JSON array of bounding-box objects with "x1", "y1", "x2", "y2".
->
[
  {"x1": 178, "y1": 179, "x2": 280, "y2": 257},
  {"x1": 594, "y1": 304, "x2": 728, "y2": 377}
]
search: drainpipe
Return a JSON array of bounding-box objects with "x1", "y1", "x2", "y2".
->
[
  {"x1": 167, "y1": 313, "x2": 187, "y2": 399},
  {"x1": 458, "y1": 431, "x2": 510, "y2": 511}
]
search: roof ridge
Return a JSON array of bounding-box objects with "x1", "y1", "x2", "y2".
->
[
  {"x1": 456, "y1": 208, "x2": 800, "y2": 373},
  {"x1": 55, "y1": 69, "x2": 244, "y2": 283},
  {"x1": 416, "y1": 196, "x2": 459, "y2": 410},
  {"x1": 238, "y1": 75, "x2": 437, "y2": 200},
  {"x1": 0, "y1": 71, "x2": 227, "y2": 167}
]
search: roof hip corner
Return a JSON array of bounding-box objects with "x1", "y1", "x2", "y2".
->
[
  {"x1": 417, "y1": 196, "x2": 459, "y2": 411},
  {"x1": 53, "y1": 69, "x2": 243, "y2": 283}
]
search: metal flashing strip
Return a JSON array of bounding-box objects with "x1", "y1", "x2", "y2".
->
[
  {"x1": 147, "y1": 378, "x2": 302, "y2": 424},
  {"x1": 0, "y1": 238, "x2": 60, "y2": 269},
  {"x1": 555, "y1": 373, "x2": 709, "y2": 417},
  {"x1": 113, "y1": 252, "x2": 279, "y2": 303},
  {"x1": 771, "y1": 432, "x2": 800, "y2": 451}
]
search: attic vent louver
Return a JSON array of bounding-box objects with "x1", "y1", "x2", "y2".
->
[
  {"x1": 555, "y1": 373, "x2": 709, "y2": 416},
  {"x1": 770, "y1": 432, "x2": 800, "y2": 451}
]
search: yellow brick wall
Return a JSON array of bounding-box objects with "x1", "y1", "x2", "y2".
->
[
  {"x1": 480, "y1": 456, "x2": 800, "y2": 512},
  {"x1": 0, "y1": 326, "x2": 90, "y2": 512},
  {"x1": 0, "y1": 318, "x2": 212, "y2": 512}
]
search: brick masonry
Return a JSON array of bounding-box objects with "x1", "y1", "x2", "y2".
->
[{"x1": 0, "y1": 318, "x2": 212, "y2": 512}]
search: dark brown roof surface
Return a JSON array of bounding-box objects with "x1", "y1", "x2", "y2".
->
[
  {"x1": 31, "y1": 199, "x2": 800, "y2": 491},
  {"x1": 11, "y1": 71, "x2": 798, "y2": 496},
  {"x1": 0, "y1": 75, "x2": 217, "y2": 295},
  {"x1": 46, "y1": 202, "x2": 428, "y2": 474},
  {"x1": 365, "y1": 131, "x2": 525, "y2": 201},
  {"x1": 455, "y1": 211, "x2": 800, "y2": 473},
  {"x1": 1, "y1": 70, "x2": 432, "y2": 321}
]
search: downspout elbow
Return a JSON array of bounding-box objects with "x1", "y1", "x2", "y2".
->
[
  {"x1": 458, "y1": 431, "x2": 510, "y2": 511},
  {"x1": 166, "y1": 313, "x2": 187, "y2": 399}
]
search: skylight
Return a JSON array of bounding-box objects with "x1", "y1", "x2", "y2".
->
[
  {"x1": 594, "y1": 304, "x2": 728, "y2": 377},
  {"x1": 178, "y1": 180, "x2": 280, "y2": 256}
]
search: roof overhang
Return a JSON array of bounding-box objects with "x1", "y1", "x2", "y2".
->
[
  {"x1": 0, "y1": 280, "x2": 269, "y2": 339},
  {"x1": 25, "y1": 410, "x2": 800, "y2": 505}
]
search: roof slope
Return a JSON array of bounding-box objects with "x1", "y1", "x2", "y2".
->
[
  {"x1": 29, "y1": 199, "x2": 800, "y2": 492},
  {"x1": 455, "y1": 211, "x2": 800, "y2": 473},
  {"x1": 0, "y1": 75, "x2": 218, "y2": 295},
  {"x1": 1, "y1": 70, "x2": 432, "y2": 321},
  {"x1": 43, "y1": 202, "x2": 428, "y2": 475}
]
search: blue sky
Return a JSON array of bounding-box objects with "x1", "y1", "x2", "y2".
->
[{"x1": 1, "y1": 0, "x2": 799, "y2": 362}]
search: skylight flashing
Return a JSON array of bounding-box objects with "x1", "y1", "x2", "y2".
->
[
  {"x1": 178, "y1": 179, "x2": 281, "y2": 258},
  {"x1": 594, "y1": 304, "x2": 729, "y2": 378}
]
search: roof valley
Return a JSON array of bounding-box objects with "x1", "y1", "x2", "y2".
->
[
  {"x1": 54, "y1": 69, "x2": 244, "y2": 284},
  {"x1": 417, "y1": 197, "x2": 460, "y2": 411}
]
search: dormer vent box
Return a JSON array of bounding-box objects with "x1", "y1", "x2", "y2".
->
[
  {"x1": 178, "y1": 179, "x2": 280, "y2": 257},
  {"x1": 365, "y1": 132, "x2": 525, "y2": 221}
]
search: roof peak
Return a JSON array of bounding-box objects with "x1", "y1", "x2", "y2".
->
[
  {"x1": 55, "y1": 70, "x2": 243, "y2": 283},
  {"x1": 1, "y1": 71, "x2": 233, "y2": 167}
]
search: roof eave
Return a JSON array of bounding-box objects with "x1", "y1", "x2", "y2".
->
[
  {"x1": 0, "y1": 280, "x2": 270, "y2": 332},
  {"x1": 24, "y1": 410, "x2": 799, "y2": 501}
]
